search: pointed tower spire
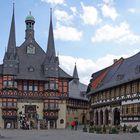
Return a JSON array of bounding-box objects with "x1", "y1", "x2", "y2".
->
[
  {"x1": 73, "y1": 63, "x2": 79, "y2": 80},
  {"x1": 3, "y1": 3, "x2": 19, "y2": 75},
  {"x1": 7, "y1": 3, "x2": 16, "y2": 56},
  {"x1": 46, "y1": 8, "x2": 56, "y2": 59}
]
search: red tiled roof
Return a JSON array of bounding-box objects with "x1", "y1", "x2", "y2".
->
[{"x1": 91, "y1": 69, "x2": 109, "y2": 89}]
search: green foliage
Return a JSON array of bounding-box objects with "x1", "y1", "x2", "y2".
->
[
  {"x1": 83, "y1": 126, "x2": 88, "y2": 132},
  {"x1": 123, "y1": 124, "x2": 127, "y2": 132},
  {"x1": 95, "y1": 126, "x2": 102, "y2": 134},
  {"x1": 89, "y1": 127, "x2": 94, "y2": 133},
  {"x1": 109, "y1": 127, "x2": 119, "y2": 134},
  {"x1": 102, "y1": 125, "x2": 106, "y2": 133},
  {"x1": 130, "y1": 125, "x2": 139, "y2": 133}
]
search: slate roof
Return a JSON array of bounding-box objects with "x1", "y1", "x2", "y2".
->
[
  {"x1": 69, "y1": 65, "x2": 88, "y2": 101},
  {"x1": 69, "y1": 80, "x2": 88, "y2": 101},
  {"x1": 15, "y1": 40, "x2": 47, "y2": 81},
  {"x1": 1, "y1": 7, "x2": 72, "y2": 81},
  {"x1": 87, "y1": 52, "x2": 140, "y2": 95},
  {"x1": 59, "y1": 68, "x2": 73, "y2": 80},
  {"x1": 0, "y1": 65, "x2": 3, "y2": 74},
  {"x1": 7, "y1": 4, "x2": 16, "y2": 57},
  {"x1": 73, "y1": 64, "x2": 79, "y2": 80}
]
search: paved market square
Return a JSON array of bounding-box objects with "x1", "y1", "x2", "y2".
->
[{"x1": 0, "y1": 129, "x2": 140, "y2": 140}]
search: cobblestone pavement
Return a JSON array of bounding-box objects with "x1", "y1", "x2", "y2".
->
[{"x1": 0, "y1": 129, "x2": 140, "y2": 140}]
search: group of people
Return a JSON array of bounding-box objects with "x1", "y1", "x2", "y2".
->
[
  {"x1": 20, "y1": 119, "x2": 34, "y2": 130},
  {"x1": 71, "y1": 120, "x2": 78, "y2": 130}
]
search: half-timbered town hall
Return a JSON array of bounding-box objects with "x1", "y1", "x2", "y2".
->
[{"x1": 0, "y1": 5, "x2": 88, "y2": 129}]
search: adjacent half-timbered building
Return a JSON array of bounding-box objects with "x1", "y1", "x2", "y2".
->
[
  {"x1": 66, "y1": 64, "x2": 89, "y2": 127},
  {"x1": 87, "y1": 55, "x2": 140, "y2": 129},
  {"x1": 0, "y1": 6, "x2": 74, "y2": 129}
]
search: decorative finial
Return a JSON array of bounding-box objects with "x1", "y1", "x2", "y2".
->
[
  {"x1": 29, "y1": 11, "x2": 31, "y2": 15},
  {"x1": 50, "y1": 8, "x2": 52, "y2": 21},
  {"x1": 13, "y1": 2, "x2": 15, "y2": 13},
  {"x1": 5, "y1": 46, "x2": 7, "y2": 53},
  {"x1": 57, "y1": 51, "x2": 59, "y2": 57}
]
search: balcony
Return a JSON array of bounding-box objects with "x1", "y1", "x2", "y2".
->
[
  {"x1": 43, "y1": 107, "x2": 60, "y2": 111},
  {"x1": 1, "y1": 106, "x2": 18, "y2": 110},
  {"x1": 0, "y1": 90, "x2": 18, "y2": 98},
  {"x1": 2, "y1": 110, "x2": 17, "y2": 119},
  {"x1": 43, "y1": 111, "x2": 58, "y2": 120},
  {"x1": 18, "y1": 91, "x2": 44, "y2": 99}
]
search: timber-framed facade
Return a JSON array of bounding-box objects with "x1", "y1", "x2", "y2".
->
[
  {"x1": 0, "y1": 5, "x2": 88, "y2": 129},
  {"x1": 87, "y1": 56, "x2": 140, "y2": 129}
]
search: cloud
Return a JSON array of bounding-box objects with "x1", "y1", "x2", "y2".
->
[
  {"x1": 128, "y1": 8, "x2": 140, "y2": 14},
  {"x1": 59, "y1": 50, "x2": 138, "y2": 84},
  {"x1": 103, "y1": 0, "x2": 114, "y2": 4},
  {"x1": 41, "y1": 0, "x2": 64, "y2": 5},
  {"x1": 91, "y1": 22, "x2": 140, "y2": 44},
  {"x1": 101, "y1": 4, "x2": 119, "y2": 21},
  {"x1": 70, "y1": 7, "x2": 77, "y2": 16},
  {"x1": 54, "y1": 9, "x2": 73, "y2": 24},
  {"x1": 128, "y1": 8, "x2": 136, "y2": 13},
  {"x1": 54, "y1": 24, "x2": 82, "y2": 41},
  {"x1": 80, "y1": 2, "x2": 102, "y2": 26}
]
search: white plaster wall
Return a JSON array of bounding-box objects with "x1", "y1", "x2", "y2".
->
[
  {"x1": 17, "y1": 100, "x2": 43, "y2": 120},
  {"x1": 57, "y1": 100, "x2": 66, "y2": 129}
]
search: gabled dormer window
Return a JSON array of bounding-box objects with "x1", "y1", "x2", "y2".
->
[
  {"x1": 28, "y1": 66, "x2": 34, "y2": 72},
  {"x1": 135, "y1": 65, "x2": 140, "y2": 74},
  {"x1": 116, "y1": 74, "x2": 124, "y2": 81}
]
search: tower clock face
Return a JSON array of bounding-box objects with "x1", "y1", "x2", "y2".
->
[{"x1": 27, "y1": 44, "x2": 35, "y2": 54}]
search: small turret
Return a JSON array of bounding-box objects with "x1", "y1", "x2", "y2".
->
[
  {"x1": 25, "y1": 11, "x2": 35, "y2": 40},
  {"x1": 73, "y1": 63, "x2": 79, "y2": 84}
]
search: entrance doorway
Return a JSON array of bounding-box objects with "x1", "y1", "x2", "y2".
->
[
  {"x1": 82, "y1": 115, "x2": 85, "y2": 124},
  {"x1": 105, "y1": 109, "x2": 109, "y2": 125},
  {"x1": 100, "y1": 110, "x2": 103, "y2": 125},
  {"x1": 47, "y1": 120, "x2": 57, "y2": 129},
  {"x1": 95, "y1": 111, "x2": 98, "y2": 125},
  {"x1": 4, "y1": 119, "x2": 17, "y2": 129},
  {"x1": 113, "y1": 108, "x2": 120, "y2": 125},
  {"x1": 25, "y1": 105, "x2": 38, "y2": 129}
]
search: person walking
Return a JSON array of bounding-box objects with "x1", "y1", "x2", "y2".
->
[
  {"x1": 75, "y1": 120, "x2": 78, "y2": 130},
  {"x1": 71, "y1": 121, "x2": 75, "y2": 130}
]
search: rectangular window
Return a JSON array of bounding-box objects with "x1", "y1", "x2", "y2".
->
[
  {"x1": 29, "y1": 85, "x2": 33, "y2": 91},
  {"x1": 45, "y1": 83, "x2": 49, "y2": 90},
  {"x1": 14, "y1": 81, "x2": 17, "y2": 88},
  {"x1": 50, "y1": 82, "x2": 55, "y2": 90},
  {"x1": 3, "y1": 81, "x2": 7, "y2": 86},
  {"x1": 23, "y1": 85, "x2": 28, "y2": 91},
  {"x1": 13, "y1": 102, "x2": 17, "y2": 107},
  {"x1": 132, "y1": 83, "x2": 137, "y2": 93},
  {"x1": 49, "y1": 103, "x2": 55, "y2": 109},
  {"x1": 2, "y1": 102, "x2": 6, "y2": 107},
  {"x1": 44, "y1": 103, "x2": 48, "y2": 109},
  {"x1": 55, "y1": 83, "x2": 58, "y2": 90},
  {"x1": 7, "y1": 102, "x2": 13, "y2": 107},
  {"x1": 8, "y1": 81, "x2": 13, "y2": 87},
  {"x1": 34, "y1": 86, "x2": 38, "y2": 91},
  {"x1": 126, "y1": 84, "x2": 131, "y2": 95}
]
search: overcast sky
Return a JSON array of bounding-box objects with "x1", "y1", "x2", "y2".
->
[{"x1": 0, "y1": 0, "x2": 140, "y2": 84}]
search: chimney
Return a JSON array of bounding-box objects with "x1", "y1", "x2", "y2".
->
[{"x1": 113, "y1": 59, "x2": 118, "y2": 63}]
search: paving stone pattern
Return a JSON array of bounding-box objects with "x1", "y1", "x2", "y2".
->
[{"x1": 0, "y1": 129, "x2": 140, "y2": 140}]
